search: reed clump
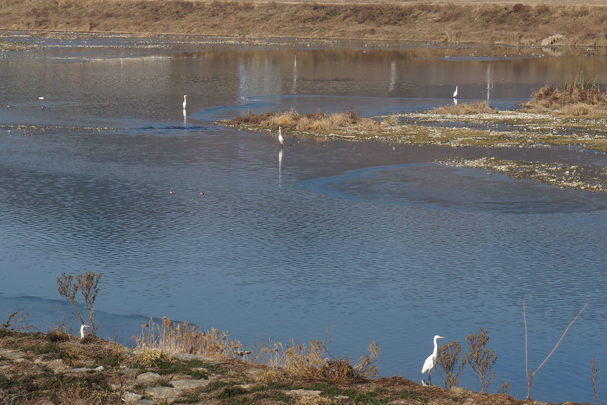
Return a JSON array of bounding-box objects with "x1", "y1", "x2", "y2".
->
[
  {"x1": 132, "y1": 316, "x2": 243, "y2": 360},
  {"x1": 257, "y1": 337, "x2": 381, "y2": 383},
  {"x1": 529, "y1": 75, "x2": 607, "y2": 116},
  {"x1": 433, "y1": 101, "x2": 498, "y2": 115},
  {"x1": 230, "y1": 108, "x2": 397, "y2": 133}
]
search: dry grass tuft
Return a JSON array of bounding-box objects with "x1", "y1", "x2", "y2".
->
[
  {"x1": 132, "y1": 317, "x2": 243, "y2": 360},
  {"x1": 257, "y1": 337, "x2": 381, "y2": 383},
  {"x1": 433, "y1": 101, "x2": 498, "y2": 115},
  {"x1": 229, "y1": 108, "x2": 397, "y2": 133},
  {"x1": 528, "y1": 75, "x2": 607, "y2": 116}
]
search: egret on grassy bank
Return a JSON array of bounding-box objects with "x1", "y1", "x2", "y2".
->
[
  {"x1": 278, "y1": 126, "x2": 284, "y2": 146},
  {"x1": 453, "y1": 86, "x2": 458, "y2": 99},
  {"x1": 421, "y1": 335, "x2": 444, "y2": 385},
  {"x1": 79, "y1": 324, "x2": 89, "y2": 339}
]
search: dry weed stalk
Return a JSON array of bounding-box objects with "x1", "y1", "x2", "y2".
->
[
  {"x1": 57, "y1": 272, "x2": 102, "y2": 336},
  {"x1": 497, "y1": 380, "x2": 511, "y2": 394},
  {"x1": 465, "y1": 327, "x2": 496, "y2": 394},
  {"x1": 132, "y1": 317, "x2": 242, "y2": 360},
  {"x1": 435, "y1": 340, "x2": 466, "y2": 389},
  {"x1": 591, "y1": 357, "x2": 600, "y2": 405},
  {"x1": 523, "y1": 293, "x2": 588, "y2": 400},
  {"x1": 1, "y1": 311, "x2": 18, "y2": 329}
]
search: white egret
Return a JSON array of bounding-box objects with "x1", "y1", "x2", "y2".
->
[
  {"x1": 38, "y1": 96, "x2": 45, "y2": 100},
  {"x1": 183, "y1": 95, "x2": 187, "y2": 110},
  {"x1": 278, "y1": 126, "x2": 284, "y2": 146},
  {"x1": 79, "y1": 324, "x2": 89, "y2": 339},
  {"x1": 421, "y1": 335, "x2": 444, "y2": 385},
  {"x1": 453, "y1": 85, "x2": 458, "y2": 99}
]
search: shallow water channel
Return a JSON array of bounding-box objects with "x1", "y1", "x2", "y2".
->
[{"x1": 1, "y1": 34, "x2": 607, "y2": 402}]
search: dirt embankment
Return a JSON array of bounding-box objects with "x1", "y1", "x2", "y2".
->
[{"x1": 0, "y1": 0, "x2": 607, "y2": 47}]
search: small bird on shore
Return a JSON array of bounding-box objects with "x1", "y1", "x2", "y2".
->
[
  {"x1": 183, "y1": 95, "x2": 187, "y2": 110},
  {"x1": 453, "y1": 85, "x2": 458, "y2": 99},
  {"x1": 421, "y1": 335, "x2": 444, "y2": 385},
  {"x1": 79, "y1": 324, "x2": 89, "y2": 339},
  {"x1": 278, "y1": 126, "x2": 284, "y2": 146}
]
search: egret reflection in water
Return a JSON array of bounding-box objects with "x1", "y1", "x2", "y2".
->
[
  {"x1": 487, "y1": 64, "x2": 494, "y2": 100},
  {"x1": 389, "y1": 60, "x2": 396, "y2": 92},
  {"x1": 278, "y1": 148, "x2": 283, "y2": 187}
]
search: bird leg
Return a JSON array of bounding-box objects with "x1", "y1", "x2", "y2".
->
[{"x1": 428, "y1": 370, "x2": 432, "y2": 385}]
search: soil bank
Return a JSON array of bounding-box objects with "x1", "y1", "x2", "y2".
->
[{"x1": 1, "y1": 0, "x2": 607, "y2": 47}]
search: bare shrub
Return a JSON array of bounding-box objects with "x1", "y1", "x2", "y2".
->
[
  {"x1": 465, "y1": 327, "x2": 496, "y2": 394},
  {"x1": 57, "y1": 272, "x2": 102, "y2": 336},
  {"x1": 435, "y1": 340, "x2": 466, "y2": 389},
  {"x1": 433, "y1": 101, "x2": 498, "y2": 115},
  {"x1": 512, "y1": 3, "x2": 526, "y2": 13},
  {"x1": 132, "y1": 316, "x2": 242, "y2": 360},
  {"x1": 535, "y1": 4, "x2": 549, "y2": 14},
  {"x1": 523, "y1": 293, "x2": 588, "y2": 400}
]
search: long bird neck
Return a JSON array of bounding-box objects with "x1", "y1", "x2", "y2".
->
[{"x1": 432, "y1": 337, "x2": 439, "y2": 356}]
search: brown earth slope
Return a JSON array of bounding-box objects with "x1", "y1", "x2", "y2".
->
[{"x1": 1, "y1": 0, "x2": 607, "y2": 46}]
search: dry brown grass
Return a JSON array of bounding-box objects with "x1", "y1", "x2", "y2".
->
[
  {"x1": 132, "y1": 316, "x2": 243, "y2": 360},
  {"x1": 257, "y1": 336, "x2": 381, "y2": 383},
  {"x1": 230, "y1": 108, "x2": 397, "y2": 133},
  {"x1": 2, "y1": 0, "x2": 607, "y2": 46},
  {"x1": 528, "y1": 75, "x2": 607, "y2": 116},
  {"x1": 433, "y1": 101, "x2": 498, "y2": 115}
]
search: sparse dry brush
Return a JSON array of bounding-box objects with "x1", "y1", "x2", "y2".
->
[{"x1": 132, "y1": 316, "x2": 243, "y2": 360}]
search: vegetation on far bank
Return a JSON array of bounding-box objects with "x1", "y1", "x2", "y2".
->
[{"x1": 2, "y1": 0, "x2": 607, "y2": 47}]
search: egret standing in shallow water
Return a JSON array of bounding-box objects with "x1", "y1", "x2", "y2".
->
[
  {"x1": 278, "y1": 126, "x2": 284, "y2": 146},
  {"x1": 453, "y1": 85, "x2": 458, "y2": 99},
  {"x1": 421, "y1": 335, "x2": 444, "y2": 385},
  {"x1": 183, "y1": 95, "x2": 187, "y2": 110}
]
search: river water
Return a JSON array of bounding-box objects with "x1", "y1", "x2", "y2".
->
[{"x1": 1, "y1": 34, "x2": 606, "y2": 402}]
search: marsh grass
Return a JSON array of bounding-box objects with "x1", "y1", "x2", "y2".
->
[
  {"x1": 432, "y1": 101, "x2": 498, "y2": 115},
  {"x1": 529, "y1": 75, "x2": 607, "y2": 116},
  {"x1": 132, "y1": 316, "x2": 243, "y2": 360},
  {"x1": 229, "y1": 108, "x2": 397, "y2": 134}
]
